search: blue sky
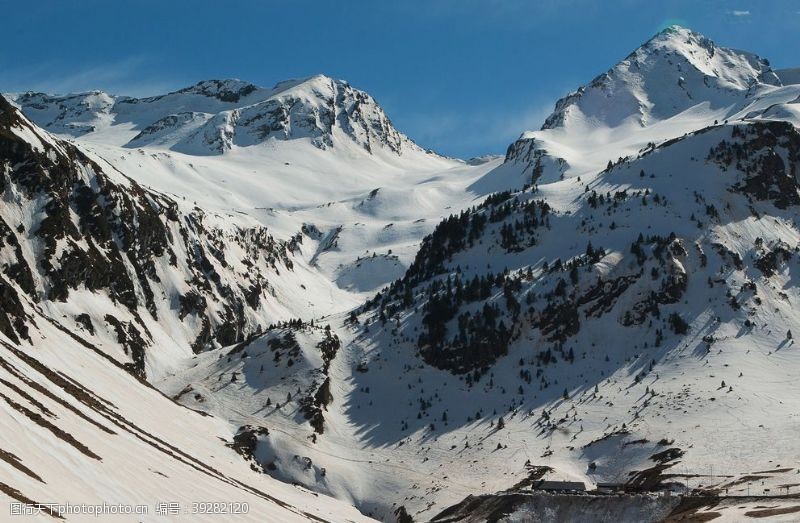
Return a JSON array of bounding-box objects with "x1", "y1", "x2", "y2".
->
[{"x1": 3, "y1": 0, "x2": 799, "y2": 158}]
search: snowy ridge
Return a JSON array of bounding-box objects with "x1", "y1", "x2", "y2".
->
[
  {"x1": 9, "y1": 90, "x2": 117, "y2": 136},
  {"x1": 14, "y1": 75, "x2": 422, "y2": 157}
]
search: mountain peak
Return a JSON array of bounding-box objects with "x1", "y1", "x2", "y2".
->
[
  {"x1": 653, "y1": 26, "x2": 768, "y2": 78},
  {"x1": 274, "y1": 73, "x2": 337, "y2": 88},
  {"x1": 649, "y1": 24, "x2": 697, "y2": 41},
  {"x1": 157, "y1": 73, "x2": 413, "y2": 155},
  {"x1": 541, "y1": 27, "x2": 772, "y2": 130},
  {"x1": 639, "y1": 25, "x2": 721, "y2": 58}
]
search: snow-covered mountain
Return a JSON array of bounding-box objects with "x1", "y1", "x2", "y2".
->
[
  {"x1": 0, "y1": 93, "x2": 363, "y2": 381},
  {"x1": 498, "y1": 25, "x2": 800, "y2": 190},
  {"x1": 6, "y1": 25, "x2": 800, "y2": 523},
  {"x1": 0, "y1": 91, "x2": 372, "y2": 522},
  {"x1": 542, "y1": 25, "x2": 777, "y2": 130},
  {"x1": 14, "y1": 75, "x2": 422, "y2": 156}
]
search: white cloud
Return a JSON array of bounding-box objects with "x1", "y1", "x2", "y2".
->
[{"x1": 731, "y1": 10, "x2": 750, "y2": 16}]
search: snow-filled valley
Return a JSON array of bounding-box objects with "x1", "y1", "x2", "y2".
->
[{"x1": 5, "y1": 25, "x2": 800, "y2": 522}]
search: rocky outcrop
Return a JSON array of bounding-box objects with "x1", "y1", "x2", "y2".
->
[{"x1": 708, "y1": 121, "x2": 800, "y2": 209}]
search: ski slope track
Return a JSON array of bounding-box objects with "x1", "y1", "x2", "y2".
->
[{"x1": 5, "y1": 26, "x2": 800, "y2": 522}]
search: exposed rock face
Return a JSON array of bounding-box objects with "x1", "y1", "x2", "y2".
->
[
  {"x1": 229, "y1": 425, "x2": 270, "y2": 472},
  {"x1": 296, "y1": 327, "x2": 340, "y2": 434},
  {"x1": 504, "y1": 137, "x2": 568, "y2": 185},
  {"x1": 174, "y1": 79, "x2": 260, "y2": 103},
  {"x1": 708, "y1": 121, "x2": 800, "y2": 209}
]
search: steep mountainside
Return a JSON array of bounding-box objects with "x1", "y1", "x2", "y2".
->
[{"x1": 0, "y1": 95, "x2": 350, "y2": 380}]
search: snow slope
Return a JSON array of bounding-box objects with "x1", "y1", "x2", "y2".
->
[{"x1": 0, "y1": 308, "x2": 372, "y2": 522}]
